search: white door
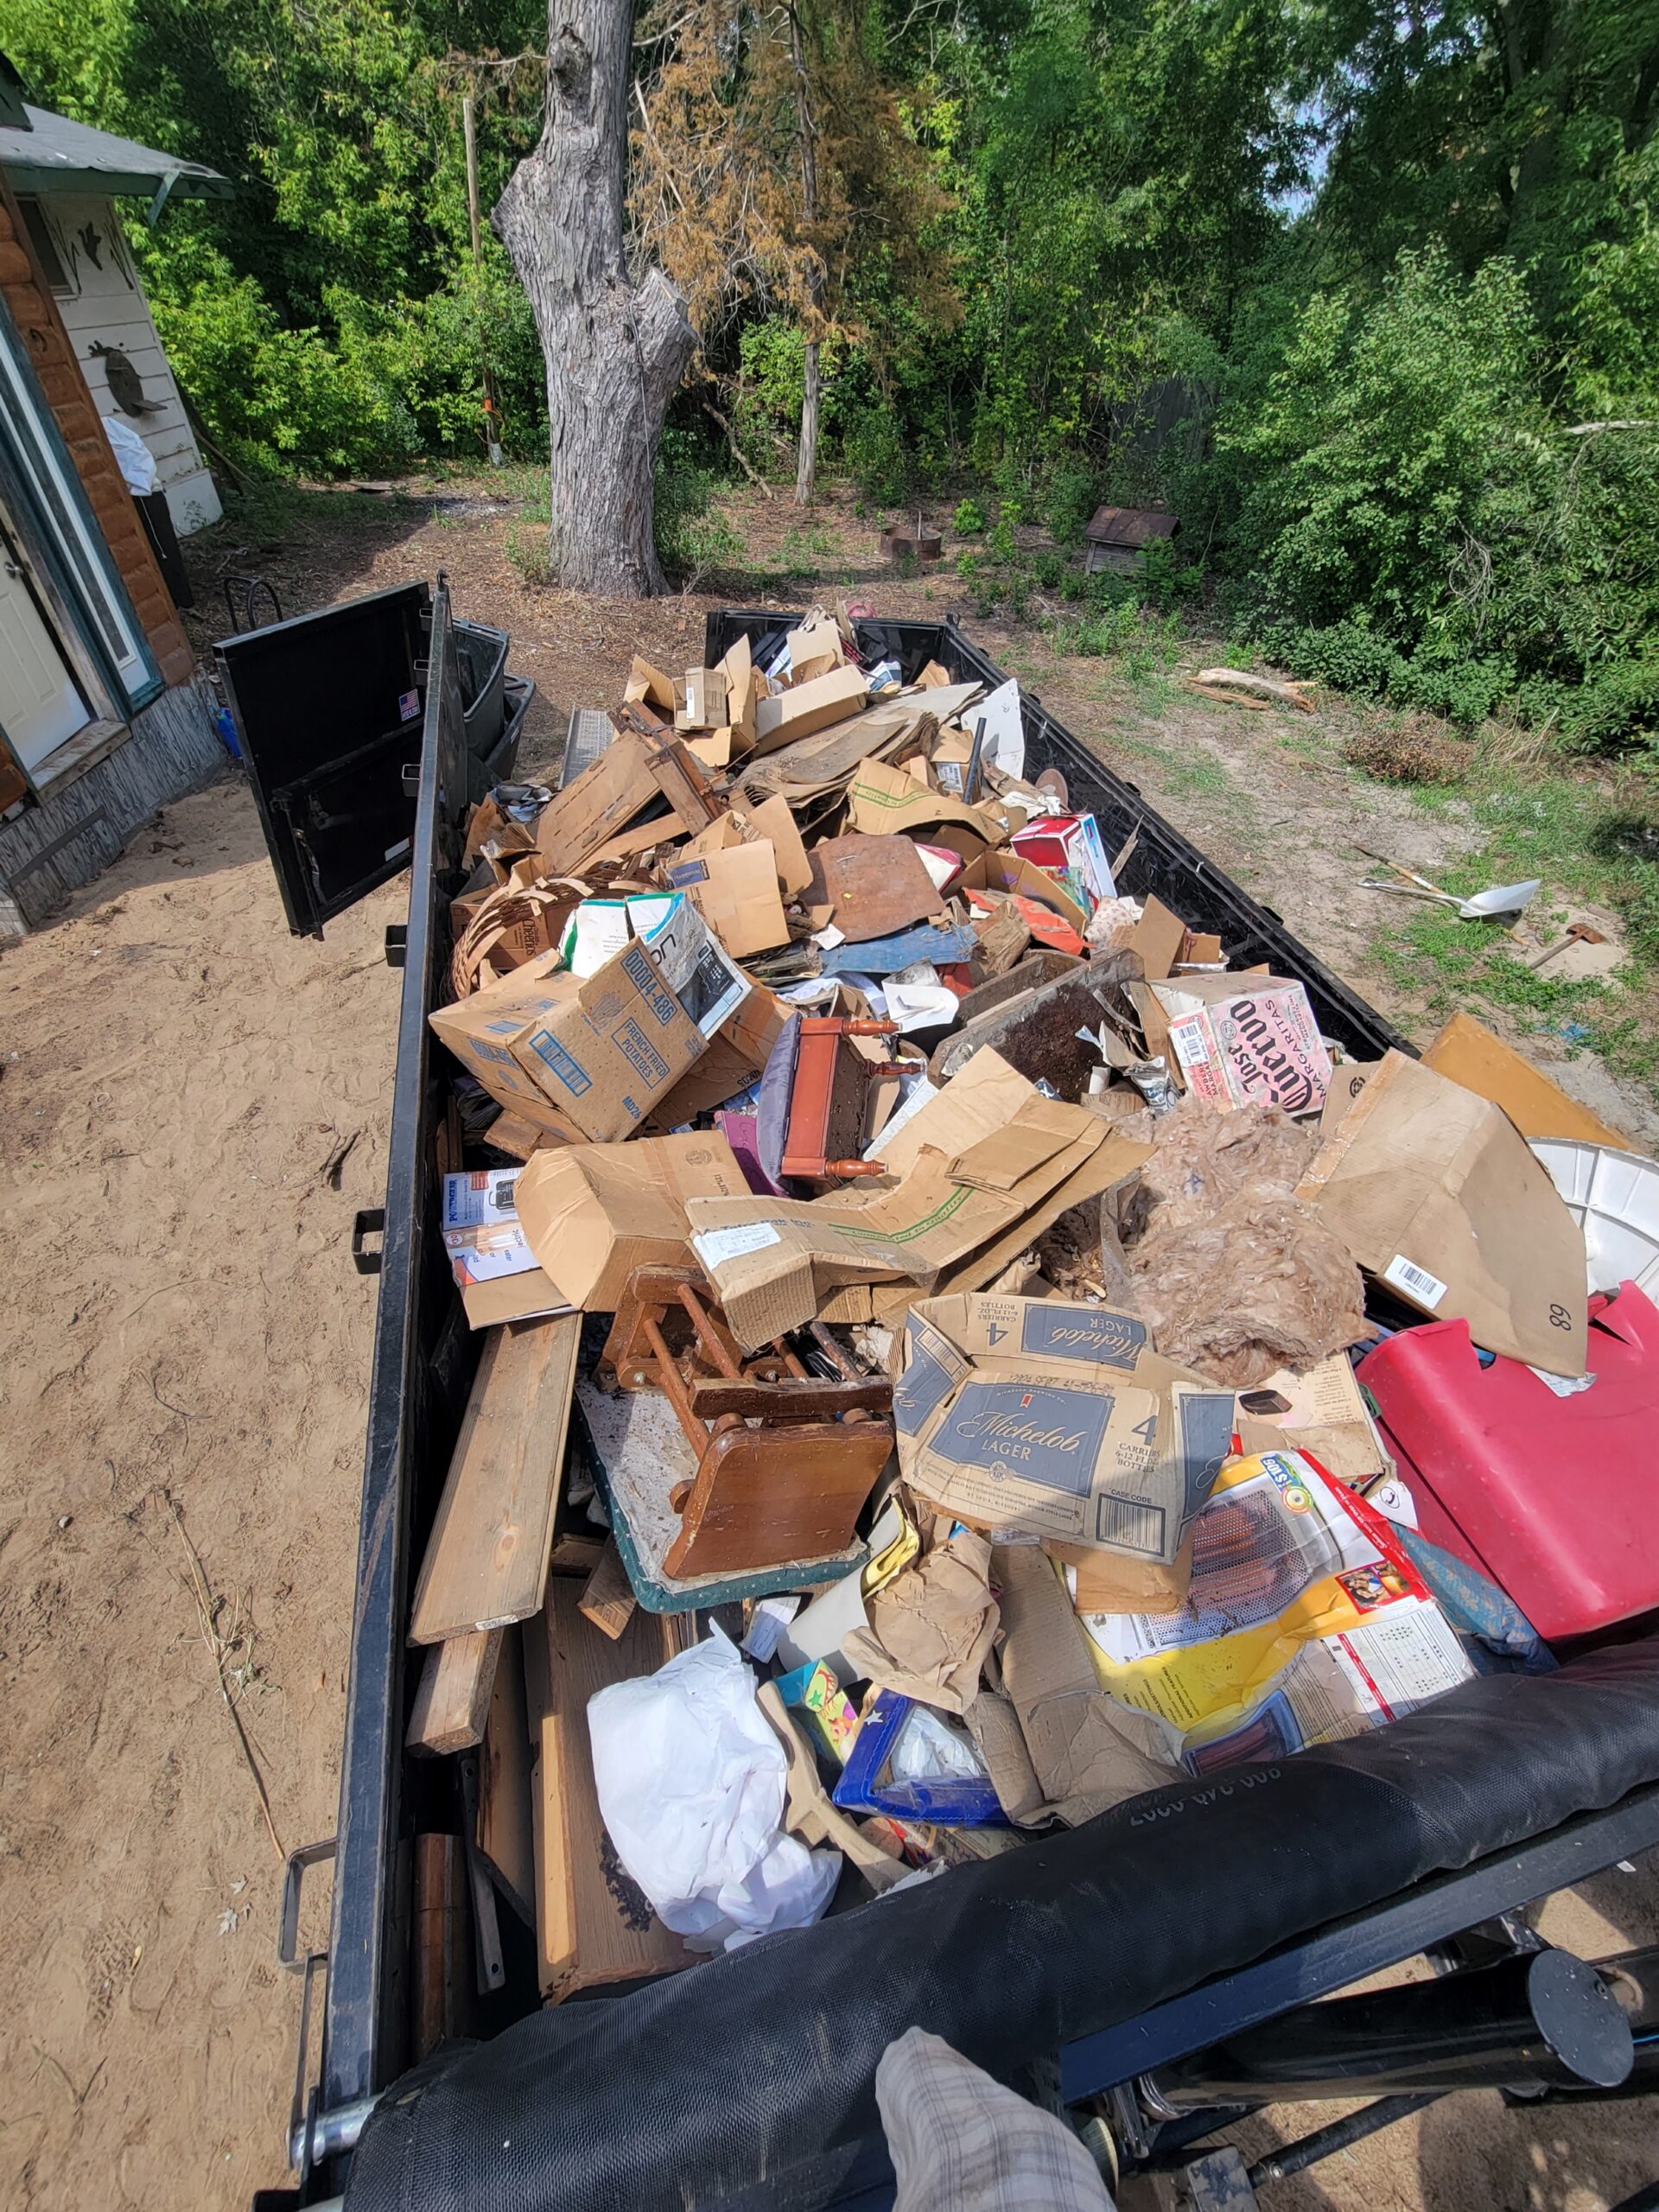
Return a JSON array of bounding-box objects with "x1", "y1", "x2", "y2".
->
[{"x1": 0, "y1": 547, "x2": 89, "y2": 772}]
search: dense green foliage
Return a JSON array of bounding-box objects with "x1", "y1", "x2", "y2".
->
[
  {"x1": 0, "y1": 0, "x2": 549, "y2": 470},
  {"x1": 3, "y1": 0, "x2": 1655, "y2": 747}
]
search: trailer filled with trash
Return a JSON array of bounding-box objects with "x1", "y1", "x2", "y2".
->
[{"x1": 261, "y1": 588, "x2": 1659, "y2": 2212}]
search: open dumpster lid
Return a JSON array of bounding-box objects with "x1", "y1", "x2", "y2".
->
[{"x1": 216, "y1": 582, "x2": 430, "y2": 938}]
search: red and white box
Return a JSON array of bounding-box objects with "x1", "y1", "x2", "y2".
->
[{"x1": 1008, "y1": 813, "x2": 1115, "y2": 905}]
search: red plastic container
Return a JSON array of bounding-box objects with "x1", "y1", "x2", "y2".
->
[{"x1": 1358, "y1": 1283, "x2": 1659, "y2": 1642}]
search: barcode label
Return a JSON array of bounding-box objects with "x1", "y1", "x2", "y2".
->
[
  {"x1": 1095, "y1": 1492, "x2": 1166, "y2": 1558},
  {"x1": 1382, "y1": 1254, "x2": 1447, "y2": 1308}
]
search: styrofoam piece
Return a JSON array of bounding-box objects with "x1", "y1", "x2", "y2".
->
[{"x1": 1530, "y1": 1138, "x2": 1659, "y2": 1297}]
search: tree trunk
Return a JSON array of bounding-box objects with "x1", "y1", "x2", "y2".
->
[
  {"x1": 787, "y1": 3, "x2": 821, "y2": 508},
  {"x1": 495, "y1": 0, "x2": 696, "y2": 595}
]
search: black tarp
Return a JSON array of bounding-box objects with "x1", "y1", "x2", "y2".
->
[{"x1": 346, "y1": 1641, "x2": 1659, "y2": 2212}]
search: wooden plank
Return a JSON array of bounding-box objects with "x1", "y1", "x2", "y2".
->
[
  {"x1": 528, "y1": 1580, "x2": 698, "y2": 2001},
  {"x1": 407, "y1": 1628, "x2": 503, "y2": 1757},
  {"x1": 409, "y1": 1315, "x2": 582, "y2": 1644},
  {"x1": 474, "y1": 1624, "x2": 535, "y2": 1923},
  {"x1": 577, "y1": 1539, "x2": 637, "y2": 1642}
]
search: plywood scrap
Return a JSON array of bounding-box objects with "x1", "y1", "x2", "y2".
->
[
  {"x1": 474, "y1": 1624, "x2": 534, "y2": 1923},
  {"x1": 578, "y1": 1539, "x2": 638, "y2": 1642},
  {"x1": 526, "y1": 1580, "x2": 697, "y2": 2001},
  {"x1": 409, "y1": 1315, "x2": 582, "y2": 1644}
]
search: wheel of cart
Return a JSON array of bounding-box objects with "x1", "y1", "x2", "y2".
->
[{"x1": 247, "y1": 594, "x2": 1659, "y2": 2212}]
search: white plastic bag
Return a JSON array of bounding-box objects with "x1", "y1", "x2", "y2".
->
[
  {"x1": 102, "y1": 412, "x2": 157, "y2": 496},
  {"x1": 588, "y1": 1626, "x2": 840, "y2": 1953}
]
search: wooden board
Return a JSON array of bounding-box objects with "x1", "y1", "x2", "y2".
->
[
  {"x1": 475, "y1": 1624, "x2": 535, "y2": 1923},
  {"x1": 804, "y1": 832, "x2": 940, "y2": 943},
  {"x1": 409, "y1": 1316, "x2": 582, "y2": 1644},
  {"x1": 406, "y1": 1629, "x2": 503, "y2": 1757},
  {"x1": 577, "y1": 1539, "x2": 638, "y2": 1642},
  {"x1": 527, "y1": 1580, "x2": 698, "y2": 2001}
]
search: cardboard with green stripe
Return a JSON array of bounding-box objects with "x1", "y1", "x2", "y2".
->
[{"x1": 684, "y1": 1092, "x2": 1147, "y2": 1350}]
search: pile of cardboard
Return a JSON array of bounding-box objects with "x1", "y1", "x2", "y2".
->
[{"x1": 398, "y1": 607, "x2": 1650, "y2": 2032}]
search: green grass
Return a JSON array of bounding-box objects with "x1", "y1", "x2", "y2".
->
[{"x1": 1359, "y1": 758, "x2": 1659, "y2": 1099}]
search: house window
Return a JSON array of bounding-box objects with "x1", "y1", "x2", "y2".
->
[{"x1": 16, "y1": 197, "x2": 73, "y2": 296}]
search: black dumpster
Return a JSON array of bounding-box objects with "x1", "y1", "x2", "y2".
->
[{"x1": 279, "y1": 594, "x2": 1659, "y2": 2209}]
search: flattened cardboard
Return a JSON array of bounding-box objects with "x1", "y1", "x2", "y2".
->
[
  {"x1": 751, "y1": 791, "x2": 814, "y2": 896},
  {"x1": 1047, "y1": 1535, "x2": 1192, "y2": 1616},
  {"x1": 871, "y1": 1129, "x2": 1147, "y2": 1324},
  {"x1": 1321, "y1": 1060, "x2": 1380, "y2": 1135},
  {"x1": 514, "y1": 1132, "x2": 748, "y2": 1310},
  {"x1": 685, "y1": 728, "x2": 733, "y2": 770},
  {"x1": 878, "y1": 1047, "x2": 1035, "y2": 1179},
  {"x1": 994, "y1": 1544, "x2": 1182, "y2": 1819},
  {"x1": 845, "y1": 756, "x2": 1004, "y2": 844},
  {"x1": 535, "y1": 733, "x2": 658, "y2": 875},
  {"x1": 1125, "y1": 896, "x2": 1186, "y2": 984},
  {"x1": 506, "y1": 942, "x2": 712, "y2": 1142},
  {"x1": 753, "y1": 664, "x2": 868, "y2": 753},
  {"x1": 686, "y1": 1121, "x2": 1114, "y2": 1347},
  {"x1": 1298, "y1": 1048, "x2": 1588, "y2": 1374},
  {"x1": 1234, "y1": 1352, "x2": 1389, "y2": 1484},
  {"x1": 674, "y1": 838, "x2": 790, "y2": 958},
  {"x1": 683, "y1": 1198, "x2": 934, "y2": 1349},
  {"x1": 893, "y1": 1295, "x2": 1234, "y2": 1561},
  {"x1": 947, "y1": 1094, "x2": 1092, "y2": 1191},
  {"x1": 1422, "y1": 1012, "x2": 1637, "y2": 1151}
]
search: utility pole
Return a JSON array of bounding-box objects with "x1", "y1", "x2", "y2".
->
[{"x1": 463, "y1": 91, "x2": 505, "y2": 468}]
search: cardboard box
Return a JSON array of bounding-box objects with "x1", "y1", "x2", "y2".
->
[
  {"x1": 646, "y1": 982, "x2": 791, "y2": 1129},
  {"x1": 1421, "y1": 1012, "x2": 1637, "y2": 1151},
  {"x1": 892, "y1": 1294, "x2": 1236, "y2": 1561},
  {"x1": 680, "y1": 666, "x2": 728, "y2": 731},
  {"x1": 509, "y1": 943, "x2": 720, "y2": 1142},
  {"x1": 1008, "y1": 814, "x2": 1115, "y2": 904},
  {"x1": 514, "y1": 1132, "x2": 748, "y2": 1310},
  {"x1": 1153, "y1": 974, "x2": 1332, "y2": 1116},
  {"x1": 958, "y1": 851, "x2": 1089, "y2": 938},
  {"x1": 1298, "y1": 1048, "x2": 1588, "y2": 1374},
  {"x1": 429, "y1": 951, "x2": 589, "y2": 1132},
  {"x1": 442, "y1": 1166, "x2": 573, "y2": 1328},
  {"x1": 753, "y1": 664, "x2": 868, "y2": 753},
  {"x1": 534, "y1": 732, "x2": 658, "y2": 875}
]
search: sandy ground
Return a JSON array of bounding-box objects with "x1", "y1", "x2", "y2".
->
[{"x1": 1, "y1": 486, "x2": 1654, "y2": 2210}]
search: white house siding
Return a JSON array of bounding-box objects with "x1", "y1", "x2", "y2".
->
[{"x1": 34, "y1": 194, "x2": 222, "y2": 536}]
